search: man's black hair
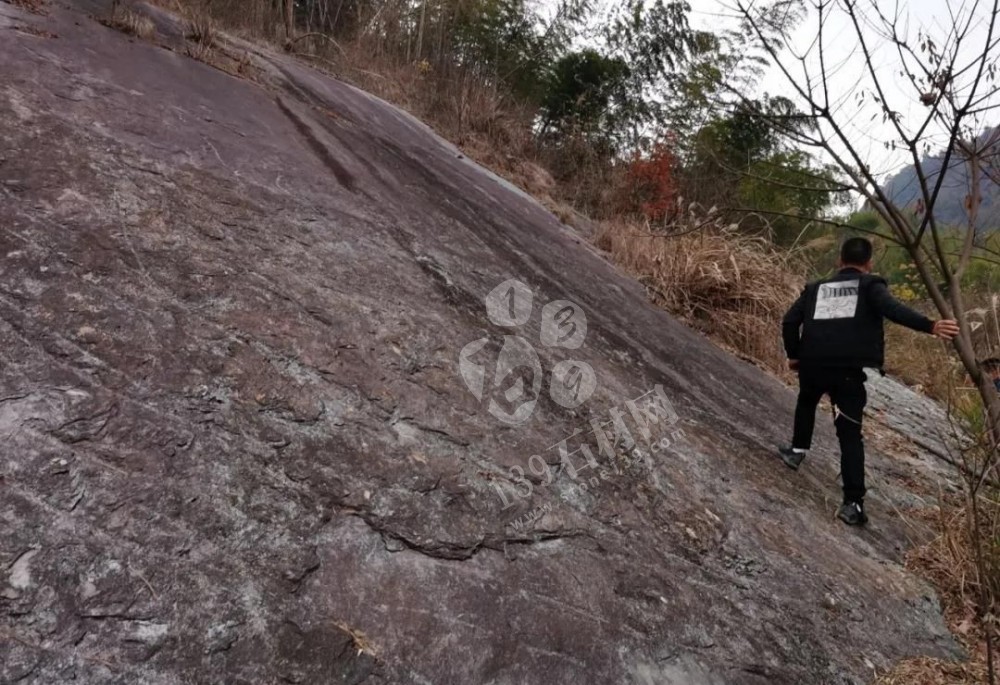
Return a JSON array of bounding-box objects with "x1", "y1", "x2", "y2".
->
[{"x1": 840, "y1": 237, "x2": 873, "y2": 266}]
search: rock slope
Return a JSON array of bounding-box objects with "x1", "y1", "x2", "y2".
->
[{"x1": 0, "y1": 1, "x2": 964, "y2": 683}]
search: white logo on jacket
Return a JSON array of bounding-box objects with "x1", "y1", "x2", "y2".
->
[{"x1": 814, "y1": 280, "x2": 859, "y2": 320}]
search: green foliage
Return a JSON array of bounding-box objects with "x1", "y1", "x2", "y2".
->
[
  {"x1": 451, "y1": 0, "x2": 551, "y2": 100},
  {"x1": 442, "y1": 0, "x2": 596, "y2": 104},
  {"x1": 846, "y1": 210, "x2": 881, "y2": 234},
  {"x1": 805, "y1": 210, "x2": 1000, "y2": 296},
  {"x1": 601, "y1": 0, "x2": 703, "y2": 148},
  {"x1": 680, "y1": 97, "x2": 843, "y2": 243},
  {"x1": 539, "y1": 49, "x2": 630, "y2": 135},
  {"x1": 738, "y1": 151, "x2": 843, "y2": 244}
]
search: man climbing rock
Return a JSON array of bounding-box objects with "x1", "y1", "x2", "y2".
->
[{"x1": 779, "y1": 237, "x2": 959, "y2": 526}]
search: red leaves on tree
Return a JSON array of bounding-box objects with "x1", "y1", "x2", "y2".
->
[{"x1": 624, "y1": 140, "x2": 678, "y2": 222}]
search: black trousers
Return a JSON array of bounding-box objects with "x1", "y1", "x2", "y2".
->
[{"x1": 792, "y1": 366, "x2": 868, "y2": 503}]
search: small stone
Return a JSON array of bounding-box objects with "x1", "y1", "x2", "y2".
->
[
  {"x1": 8, "y1": 548, "x2": 39, "y2": 589},
  {"x1": 204, "y1": 620, "x2": 242, "y2": 654},
  {"x1": 76, "y1": 325, "x2": 98, "y2": 343},
  {"x1": 133, "y1": 621, "x2": 170, "y2": 645},
  {"x1": 80, "y1": 579, "x2": 99, "y2": 599}
]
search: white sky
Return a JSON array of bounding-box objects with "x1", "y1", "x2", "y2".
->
[{"x1": 691, "y1": 0, "x2": 1000, "y2": 187}]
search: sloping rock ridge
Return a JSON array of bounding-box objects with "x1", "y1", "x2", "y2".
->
[{"x1": 0, "y1": 1, "x2": 964, "y2": 683}]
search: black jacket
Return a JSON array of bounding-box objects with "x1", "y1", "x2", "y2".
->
[{"x1": 782, "y1": 267, "x2": 934, "y2": 369}]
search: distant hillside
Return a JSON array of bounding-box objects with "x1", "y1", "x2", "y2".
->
[{"x1": 883, "y1": 129, "x2": 1000, "y2": 229}]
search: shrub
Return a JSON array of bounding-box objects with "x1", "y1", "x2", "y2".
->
[{"x1": 622, "y1": 140, "x2": 679, "y2": 223}]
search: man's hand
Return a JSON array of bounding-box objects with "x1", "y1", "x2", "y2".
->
[
  {"x1": 932, "y1": 319, "x2": 960, "y2": 340},
  {"x1": 788, "y1": 359, "x2": 800, "y2": 372}
]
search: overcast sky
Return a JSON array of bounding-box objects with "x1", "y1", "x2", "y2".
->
[{"x1": 689, "y1": 0, "x2": 1000, "y2": 185}]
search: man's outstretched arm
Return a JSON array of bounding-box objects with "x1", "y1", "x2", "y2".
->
[{"x1": 868, "y1": 280, "x2": 959, "y2": 339}]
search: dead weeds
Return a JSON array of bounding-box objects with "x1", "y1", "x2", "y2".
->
[
  {"x1": 102, "y1": 3, "x2": 156, "y2": 40},
  {"x1": 876, "y1": 498, "x2": 999, "y2": 684},
  {"x1": 595, "y1": 208, "x2": 803, "y2": 376},
  {"x1": 11, "y1": 23, "x2": 57, "y2": 38},
  {"x1": 333, "y1": 621, "x2": 377, "y2": 657},
  {"x1": 3, "y1": 0, "x2": 47, "y2": 16},
  {"x1": 184, "y1": 10, "x2": 215, "y2": 47}
]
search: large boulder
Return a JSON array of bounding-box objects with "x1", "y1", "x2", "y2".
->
[{"x1": 0, "y1": 1, "x2": 961, "y2": 682}]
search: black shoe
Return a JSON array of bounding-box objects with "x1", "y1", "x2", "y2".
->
[
  {"x1": 837, "y1": 501, "x2": 868, "y2": 526},
  {"x1": 777, "y1": 446, "x2": 806, "y2": 470}
]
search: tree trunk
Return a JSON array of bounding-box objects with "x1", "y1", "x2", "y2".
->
[
  {"x1": 962, "y1": 149, "x2": 998, "y2": 685},
  {"x1": 284, "y1": 0, "x2": 295, "y2": 40},
  {"x1": 416, "y1": 1, "x2": 427, "y2": 61}
]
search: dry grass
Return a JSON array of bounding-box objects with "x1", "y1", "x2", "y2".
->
[
  {"x1": 877, "y1": 496, "x2": 999, "y2": 684},
  {"x1": 185, "y1": 11, "x2": 216, "y2": 48},
  {"x1": 884, "y1": 324, "x2": 965, "y2": 402},
  {"x1": 104, "y1": 3, "x2": 155, "y2": 40},
  {"x1": 11, "y1": 23, "x2": 57, "y2": 38},
  {"x1": 595, "y1": 208, "x2": 803, "y2": 375},
  {"x1": 333, "y1": 621, "x2": 377, "y2": 657},
  {"x1": 876, "y1": 655, "x2": 988, "y2": 685},
  {"x1": 911, "y1": 503, "x2": 999, "y2": 637},
  {"x1": 4, "y1": 0, "x2": 47, "y2": 15},
  {"x1": 185, "y1": 40, "x2": 213, "y2": 63},
  {"x1": 885, "y1": 292, "x2": 1000, "y2": 404},
  {"x1": 330, "y1": 54, "x2": 547, "y2": 199},
  {"x1": 880, "y1": 299, "x2": 1000, "y2": 684}
]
